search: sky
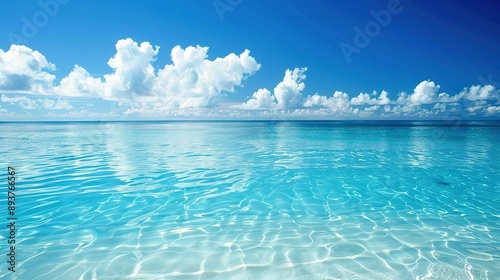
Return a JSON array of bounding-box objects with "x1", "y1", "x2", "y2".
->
[{"x1": 0, "y1": 0, "x2": 499, "y2": 120}]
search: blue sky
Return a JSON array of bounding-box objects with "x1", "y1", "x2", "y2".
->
[{"x1": 0, "y1": 0, "x2": 499, "y2": 120}]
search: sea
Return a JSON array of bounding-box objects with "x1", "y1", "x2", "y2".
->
[{"x1": 0, "y1": 121, "x2": 499, "y2": 279}]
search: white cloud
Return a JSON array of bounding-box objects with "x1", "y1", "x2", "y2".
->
[
  {"x1": 485, "y1": 106, "x2": 500, "y2": 115},
  {"x1": 1, "y1": 94, "x2": 26, "y2": 103},
  {"x1": 234, "y1": 67, "x2": 306, "y2": 110},
  {"x1": 350, "y1": 90, "x2": 390, "y2": 105},
  {"x1": 303, "y1": 93, "x2": 329, "y2": 108},
  {"x1": 327, "y1": 91, "x2": 352, "y2": 112},
  {"x1": 466, "y1": 106, "x2": 483, "y2": 114},
  {"x1": 364, "y1": 105, "x2": 380, "y2": 112},
  {"x1": 1, "y1": 94, "x2": 72, "y2": 110},
  {"x1": 44, "y1": 110, "x2": 118, "y2": 119},
  {"x1": 461, "y1": 85, "x2": 498, "y2": 101},
  {"x1": 0, "y1": 45, "x2": 56, "y2": 93},
  {"x1": 237, "y1": 88, "x2": 275, "y2": 109},
  {"x1": 236, "y1": 73, "x2": 500, "y2": 118},
  {"x1": 1, "y1": 39, "x2": 261, "y2": 111},
  {"x1": 396, "y1": 80, "x2": 492, "y2": 105},
  {"x1": 437, "y1": 92, "x2": 461, "y2": 103},
  {"x1": 103, "y1": 38, "x2": 159, "y2": 100},
  {"x1": 20, "y1": 99, "x2": 37, "y2": 109},
  {"x1": 237, "y1": 68, "x2": 351, "y2": 114},
  {"x1": 378, "y1": 91, "x2": 391, "y2": 105},
  {"x1": 396, "y1": 92, "x2": 409, "y2": 104},
  {"x1": 350, "y1": 92, "x2": 371, "y2": 105},
  {"x1": 303, "y1": 91, "x2": 352, "y2": 113},
  {"x1": 432, "y1": 103, "x2": 447, "y2": 113},
  {"x1": 154, "y1": 45, "x2": 260, "y2": 108},
  {"x1": 1, "y1": 94, "x2": 37, "y2": 109},
  {"x1": 390, "y1": 104, "x2": 419, "y2": 113},
  {"x1": 273, "y1": 67, "x2": 307, "y2": 109},
  {"x1": 409, "y1": 80, "x2": 440, "y2": 104},
  {"x1": 39, "y1": 98, "x2": 73, "y2": 110},
  {"x1": 1, "y1": 40, "x2": 499, "y2": 119},
  {"x1": 56, "y1": 65, "x2": 104, "y2": 97}
]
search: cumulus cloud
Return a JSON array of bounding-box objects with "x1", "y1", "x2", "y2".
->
[
  {"x1": 1, "y1": 39, "x2": 261, "y2": 110},
  {"x1": 409, "y1": 80, "x2": 440, "y2": 104},
  {"x1": 38, "y1": 98, "x2": 73, "y2": 110},
  {"x1": 364, "y1": 105, "x2": 380, "y2": 112},
  {"x1": 351, "y1": 90, "x2": 391, "y2": 105},
  {"x1": 395, "y1": 80, "x2": 480, "y2": 105},
  {"x1": 1, "y1": 94, "x2": 37, "y2": 109},
  {"x1": 273, "y1": 67, "x2": 307, "y2": 109},
  {"x1": 234, "y1": 70, "x2": 499, "y2": 118},
  {"x1": 1, "y1": 40, "x2": 499, "y2": 119},
  {"x1": 303, "y1": 93, "x2": 329, "y2": 108},
  {"x1": 467, "y1": 104, "x2": 485, "y2": 114},
  {"x1": 304, "y1": 91, "x2": 352, "y2": 113},
  {"x1": 104, "y1": 38, "x2": 159, "y2": 100},
  {"x1": 57, "y1": 65, "x2": 105, "y2": 97},
  {"x1": 485, "y1": 106, "x2": 500, "y2": 115},
  {"x1": 461, "y1": 85, "x2": 497, "y2": 101},
  {"x1": 432, "y1": 103, "x2": 447, "y2": 113},
  {"x1": 328, "y1": 91, "x2": 352, "y2": 113},
  {"x1": 235, "y1": 67, "x2": 306, "y2": 109},
  {"x1": 0, "y1": 45, "x2": 56, "y2": 93},
  {"x1": 44, "y1": 110, "x2": 118, "y2": 119},
  {"x1": 154, "y1": 45, "x2": 260, "y2": 108},
  {"x1": 237, "y1": 88, "x2": 275, "y2": 109},
  {"x1": 1, "y1": 94, "x2": 72, "y2": 110},
  {"x1": 1, "y1": 94, "x2": 26, "y2": 103}
]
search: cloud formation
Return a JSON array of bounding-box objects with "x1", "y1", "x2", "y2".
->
[
  {"x1": 233, "y1": 68, "x2": 499, "y2": 117},
  {"x1": 236, "y1": 67, "x2": 307, "y2": 109},
  {"x1": 0, "y1": 39, "x2": 499, "y2": 119},
  {"x1": 232, "y1": 68, "x2": 499, "y2": 118},
  {"x1": 104, "y1": 38, "x2": 159, "y2": 100},
  {"x1": 1, "y1": 94, "x2": 72, "y2": 110},
  {"x1": 0, "y1": 45, "x2": 55, "y2": 93},
  {"x1": 153, "y1": 45, "x2": 260, "y2": 108},
  {"x1": 56, "y1": 65, "x2": 104, "y2": 97},
  {"x1": 1, "y1": 38, "x2": 260, "y2": 110},
  {"x1": 273, "y1": 67, "x2": 307, "y2": 109},
  {"x1": 350, "y1": 90, "x2": 390, "y2": 105},
  {"x1": 462, "y1": 85, "x2": 497, "y2": 101},
  {"x1": 304, "y1": 91, "x2": 352, "y2": 113},
  {"x1": 410, "y1": 80, "x2": 441, "y2": 104}
]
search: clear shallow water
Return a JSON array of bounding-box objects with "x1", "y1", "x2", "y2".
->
[{"x1": 0, "y1": 121, "x2": 499, "y2": 279}]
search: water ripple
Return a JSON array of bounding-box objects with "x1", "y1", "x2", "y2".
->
[{"x1": 0, "y1": 122, "x2": 498, "y2": 279}]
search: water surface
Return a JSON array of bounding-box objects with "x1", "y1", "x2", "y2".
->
[{"x1": 0, "y1": 121, "x2": 499, "y2": 279}]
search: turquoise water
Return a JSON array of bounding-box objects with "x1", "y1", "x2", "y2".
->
[{"x1": 0, "y1": 121, "x2": 499, "y2": 279}]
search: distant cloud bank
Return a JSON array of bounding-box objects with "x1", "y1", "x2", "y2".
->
[{"x1": 0, "y1": 38, "x2": 499, "y2": 119}]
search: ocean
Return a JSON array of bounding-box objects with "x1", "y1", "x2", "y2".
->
[{"x1": 0, "y1": 121, "x2": 499, "y2": 279}]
